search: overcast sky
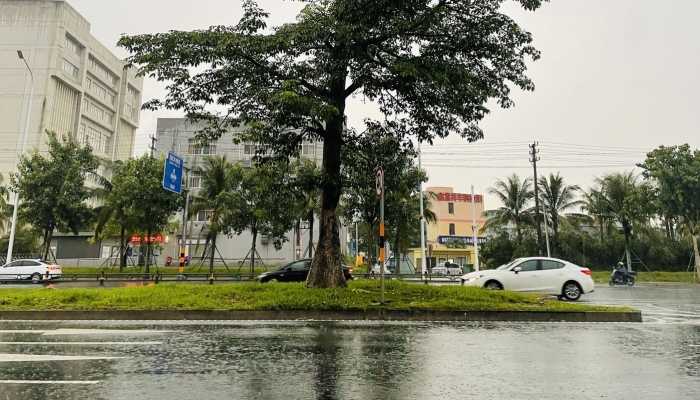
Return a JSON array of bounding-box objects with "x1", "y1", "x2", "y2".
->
[{"x1": 68, "y1": 0, "x2": 700, "y2": 205}]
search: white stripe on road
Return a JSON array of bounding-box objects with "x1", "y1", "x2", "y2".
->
[
  {"x1": 43, "y1": 329, "x2": 172, "y2": 336},
  {"x1": 0, "y1": 380, "x2": 100, "y2": 385},
  {"x1": 0, "y1": 341, "x2": 162, "y2": 346},
  {"x1": 0, "y1": 354, "x2": 124, "y2": 362}
]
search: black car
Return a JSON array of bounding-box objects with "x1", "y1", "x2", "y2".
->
[{"x1": 257, "y1": 259, "x2": 353, "y2": 283}]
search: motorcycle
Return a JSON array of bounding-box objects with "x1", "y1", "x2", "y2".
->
[{"x1": 609, "y1": 264, "x2": 637, "y2": 286}]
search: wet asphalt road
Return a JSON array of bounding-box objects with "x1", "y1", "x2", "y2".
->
[{"x1": 0, "y1": 285, "x2": 698, "y2": 400}]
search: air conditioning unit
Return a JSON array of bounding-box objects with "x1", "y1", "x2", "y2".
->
[{"x1": 261, "y1": 235, "x2": 270, "y2": 246}]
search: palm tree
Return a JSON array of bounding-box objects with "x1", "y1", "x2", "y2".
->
[
  {"x1": 189, "y1": 156, "x2": 232, "y2": 274},
  {"x1": 596, "y1": 172, "x2": 650, "y2": 270},
  {"x1": 581, "y1": 188, "x2": 611, "y2": 243},
  {"x1": 484, "y1": 174, "x2": 534, "y2": 243},
  {"x1": 292, "y1": 160, "x2": 322, "y2": 259},
  {"x1": 537, "y1": 173, "x2": 582, "y2": 254},
  {"x1": 93, "y1": 161, "x2": 132, "y2": 271}
]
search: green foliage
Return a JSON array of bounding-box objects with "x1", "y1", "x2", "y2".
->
[
  {"x1": 220, "y1": 162, "x2": 297, "y2": 250},
  {"x1": 0, "y1": 280, "x2": 624, "y2": 313},
  {"x1": 640, "y1": 145, "x2": 700, "y2": 277},
  {"x1": 119, "y1": 0, "x2": 545, "y2": 286},
  {"x1": 10, "y1": 132, "x2": 98, "y2": 259},
  {"x1": 484, "y1": 174, "x2": 534, "y2": 242},
  {"x1": 538, "y1": 173, "x2": 583, "y2": 254},
  {"x1": 0, "y1": 225, "x2": 40, "y2": 255}
]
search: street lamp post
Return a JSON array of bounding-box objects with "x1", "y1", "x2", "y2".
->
[{"x1": 7, "y1": 50, "x2": 34, "y2": 263}]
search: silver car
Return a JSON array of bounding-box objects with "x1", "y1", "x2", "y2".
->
[{"x1": 0, "y1": 259, "x2": 62, "y2": 284}]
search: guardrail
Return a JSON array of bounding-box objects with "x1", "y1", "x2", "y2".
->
[{"x1": 0, "y1": 271, "x2": 466, "y2": 286}]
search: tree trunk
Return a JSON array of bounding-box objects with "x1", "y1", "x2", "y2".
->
[
  {"x1": 119, "y1": 226, "x2": 126, "y2": 272},
  {"x1": 145, "y1": 229, "x2": 151, "y2": 275},
  {"x1": 308, "y1": 210, "x2": 314, "y2": 259},
  {"x1": 394, "y1": 225, "x2": 401, "y2": 275},
  {"x1": 251, "y1": 225, "x2": 257, "y2": 275},
  {"x1": 692, "y1": 234, "x2": 700, "y2": 283},
  {"x1": 42, "y1": 227, "x2": 53, "y2": 261},
  {"x1": 306, "y1": 104, "x2": 347, "y2": 288},
  {"x1": 209, "y1": 234, "x2": 217, "y2": 275},
  {"x1": 623, "y1": 224, "x2": 632, "y2": 272}
]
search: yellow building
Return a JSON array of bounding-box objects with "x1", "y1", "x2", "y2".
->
[{"x1": 408, "y1": 186, "x2": 486, "y2": 272}]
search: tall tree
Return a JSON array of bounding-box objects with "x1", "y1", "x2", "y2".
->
[
  {"x1": 10, "y1": 132, "x2": 98, "y2": 260},
  {"x1": 93, "y1": 160, "x2": 136, "y2": 272},
  {"x1": 109, "y1": 156, "x2": 181, "y2": 274},
  {"x1": 596, "y1": 172, "x2": 653, "y2": 271},
  {"x1": 220, "y1": 162, "x2": 297, "y2": 273},
  {"x1": 292, "y1": 159, "x2": 323, "y2": 259},
  {"x1": 640, "y1": 145, "x2": 700, "y2": 281},
  {"x1": 119, "y1": 0, "x2": 545, "y2": 287},
  {"x1": 538, "y1": 173, "x2": 582, "y2": 255},
  {"x1": 581, "y1": 188, "x2": 611, "y2": 243},
  {"x1": 189, "y1": 156, "x2": 233, "y2": 274},
  {"x1": 484, "y1": 174, "x2": 534, "y2": 243}
]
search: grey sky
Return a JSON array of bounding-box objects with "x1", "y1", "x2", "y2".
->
[{"x1": 68, "y1": 0, "x2": 700, "y2": 205}]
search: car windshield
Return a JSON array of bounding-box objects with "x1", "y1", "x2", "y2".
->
[{"x1": 496, "y1": 259, "x2": 523, "y2": 270}]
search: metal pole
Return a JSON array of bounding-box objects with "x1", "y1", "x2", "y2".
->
[
  {"x1": 354, "y1": 221, "x2": 359, "y2": 258},
  {"x1": 530, "y1": 142, "x2": 543, "y2": 255},
  {"x1": 543, "y1": 208, "x2": 551, "y2": 257},
  {"x1": 418, "y1": 142, "x2": 427, "y2": 279},
  {"x1": 7, "y1": 51, "x2": 34, "y2": 263},
  {"x1": 378, "y1": 169, "x2": 385, "y2": 304},
  {"x1": 471, "y1": 185, "x2": 480, "y2": 272}
]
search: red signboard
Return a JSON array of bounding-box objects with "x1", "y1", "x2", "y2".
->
[
  {"x1": 130, "y1": 234, "x2": 164, "y2": 244},
  {"x1": 435, "y1": 192, "x2": 483, "y2": 203}
]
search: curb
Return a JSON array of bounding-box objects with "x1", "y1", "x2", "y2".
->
[{"x1": 0, "y1": 309, "x2": 642, "y2": 323}]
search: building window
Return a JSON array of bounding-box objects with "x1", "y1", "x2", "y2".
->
[
  {"x1": 196, "y1": 210, "x2": 214, "y2": 222},
  {"x1": 83, "y1": 98, "x2": 114, "y2": 126},
  {"x1": 244, "y1": 144, "x2": 256, "y2": 155},
  {"x1": 65, "y1": 35, "x2": 82, "y2": 57},
  {"x1": 86, "y1": 76, "x2": 115, "y2": 106},
  {"x1": 189, "y1": 170, "x2": 202, "y2": 188},
  {"x1": 89, "y1": 57, "x2": 117, "y2": 87},
  {"x1": 77, "y1": 123, "x2": 110, "y2": 155},
  {"x1": 449, "y1": 223, "x2": 456, "y2": 236},
  {"x1": 448, "y1": 202, "x2": 454, "y2": 214},
  {"x1": 301, "y1": 142, "x2": 315, "y2": 156},
  {"x1": 62, "y1": 59, "x2": 79, "y2": 78},
  {"x1": 187, "y1": 138, "x2": 216, "y2": 155},
  {"x1": 123, "y1": 86, "x2": 140, "y2": 122}
]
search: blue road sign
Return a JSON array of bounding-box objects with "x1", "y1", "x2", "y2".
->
[{"x1": 162, "y1": 152, "x2": 184, "y2": 194}]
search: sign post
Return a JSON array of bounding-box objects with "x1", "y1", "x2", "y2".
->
[
  {"x1": 376, "y1": 167, "x2": 385, "y2": 304},
  {"x1": 162, "y1": 152, "x2": 184, "y2": 194}
]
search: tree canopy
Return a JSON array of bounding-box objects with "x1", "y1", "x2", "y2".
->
[
  {"x1": 10, "y1": 132, "x2": 98, "y2": 260},
  {"x1": 119, "y1": 0, "x2": 545, "y2": 287}
]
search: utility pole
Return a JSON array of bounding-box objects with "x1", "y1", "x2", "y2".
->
[
  {"x1": 7, "y1": 50, "x2": 34, "y2": 263},
  {"x1": 471, "y1": 185, "x2": 480, "y2": 272},
  {"x1": 179, "y1": 164, "x2": 190, "y2": 278},
  {"x1": 149, "y1": 135, "x2": 157, "y2": 158},
  {"x1": 418, "y1": 142, "x2": 427, "y2": 280},
  {"x1": 529, "y1": 142, "x2": 543, "y2": 255},
  {"x1": 376, "y1": 167, "x2": 385, "y2": 304},
  {"x1": 543, "y1": 208, "x2": 551, "y2": 258}
]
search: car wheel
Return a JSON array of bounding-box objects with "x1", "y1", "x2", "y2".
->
[
  {"x1": 31, "y1": 273, "x2": 43, "y2": 284},
  {"x1": 562, "y1": 281, "x2": 582, "y2": 301},
  {"x1": 483, "y1": 280, "x2": 503, "y2": 290}
]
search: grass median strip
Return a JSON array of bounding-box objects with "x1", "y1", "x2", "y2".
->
[{"x1": 0, "y1": 280, "x2": 628, "y2": 313}]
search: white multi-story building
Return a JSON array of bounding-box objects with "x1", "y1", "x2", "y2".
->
[
  {"x1": 0, "y1": 0, "x2": 143, "y2": 182},
  {"x1": 156, "y1": 118, "x2": 343, "y2": 266}
]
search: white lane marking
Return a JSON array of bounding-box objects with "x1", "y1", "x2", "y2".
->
[
  {"x1": 0, "y1": 341, "x2": 162, "y2": 345},
  {"x1": 0, "y1": 380, "x2": 100, "y2": 385},
  {"x1": 0, "y1": 353, "x2": 124, "y2": 362},
  {"x1": 42, "y1": 329, "x2": 172, "y2": 336}
]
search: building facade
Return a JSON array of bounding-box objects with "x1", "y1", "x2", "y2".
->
[
  {"x1": 0, "y1": 0, "x2": 143, "y2": 181},
  {"x1": 155, "y1": 118, "x2": 336, "y2": 266},
  {"x1": 408, "y1": 186, "x2": 487, "y2": 272}
]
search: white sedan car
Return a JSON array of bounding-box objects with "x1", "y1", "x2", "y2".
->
[
  {"x1": 0, "y1": 259, "x2": 62, "y2": 284},
  {"x1": 460, "y1": 257, "x2": 594, "y2": 301}
]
